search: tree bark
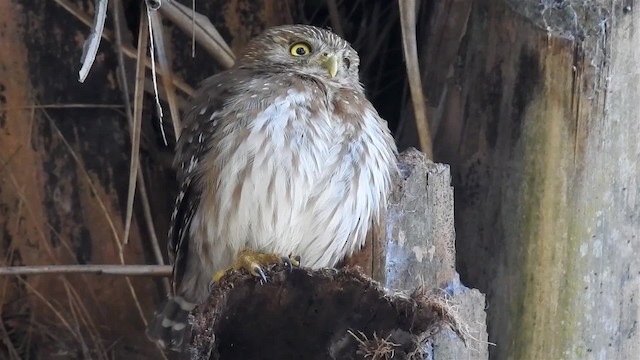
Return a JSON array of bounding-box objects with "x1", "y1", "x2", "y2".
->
[
  {"x1": 348, "y1": 149, "x2": 488, "y2": 359},
  {"x1": 419, "y1": 1, "x2": 640, "y2": 359}
]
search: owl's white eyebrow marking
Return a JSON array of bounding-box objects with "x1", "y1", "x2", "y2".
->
[{"x1": 199, "y1": 107, "x2": 207, "y2": 115}]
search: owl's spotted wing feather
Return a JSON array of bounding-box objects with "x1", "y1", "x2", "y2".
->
[
  {"x1": 148, "y1": 74, "x2": 237, "y2": 350},
  {"x1": 168, "y1": 73, "x2": 234, "y2": 294}
]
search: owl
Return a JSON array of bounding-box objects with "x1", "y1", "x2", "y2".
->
[{"x1": 147, "y1": 24, "x2": 398, "y2": 350}]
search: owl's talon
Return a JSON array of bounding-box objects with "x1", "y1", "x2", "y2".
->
[
  {"x1": 252, "y1": 266, "x2": 268, "y2": 284},
  {"x1": 210, "y1": 250, "x2": 291, "y2": 284},
  {"x1": 281, "y1": 256, "x2": 296, "y2": 272},
  {"x1": 282, "y1": 255, "x2": 301, "y2": 272},
  {"x1": 281, "y1": 257, "x2": 292, "y2": 272},
  {"x1": 293, "y1": 255, "x2": 301, "y2": 267}
]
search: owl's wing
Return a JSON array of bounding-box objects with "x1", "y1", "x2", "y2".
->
[{"x1": 168, "y1": 72, "x2": 237, "y2": 294}]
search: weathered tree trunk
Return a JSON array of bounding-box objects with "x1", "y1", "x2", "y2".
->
[
  {"x1": 369, "y1": 150, "x2": 488, "y2": 360},
  {"x1": 415, "y1": 1, "x2": 640, "y2": 359},
  {"x1": 188, "y1": 150, "x2": 488, "y2": 359}
]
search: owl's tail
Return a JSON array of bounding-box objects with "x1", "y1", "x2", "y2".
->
[{"x1": 146, "y1": 296, "x2": 196, "y2": 351}]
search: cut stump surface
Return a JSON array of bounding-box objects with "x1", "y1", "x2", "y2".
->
[{"x1": 188, "y1": 266, "x2": 456, "y2": 360}]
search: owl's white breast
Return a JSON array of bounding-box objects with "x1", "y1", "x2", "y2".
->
[{"x1": 191, "y1": 87, "x2": 395, "y2": 278}]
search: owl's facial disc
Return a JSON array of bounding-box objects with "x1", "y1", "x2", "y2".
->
[{"x1": 238, "y1": 25, "x2": 361, "y2": 87}]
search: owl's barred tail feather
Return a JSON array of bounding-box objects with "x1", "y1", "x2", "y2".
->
[{"x1": 146, "y1": 296, "x2": 196, "y2": 351}]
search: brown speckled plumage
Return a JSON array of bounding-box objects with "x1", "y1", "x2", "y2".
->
[{"x1": 147, "y1": 25, "x2": 398, "y2": 350}]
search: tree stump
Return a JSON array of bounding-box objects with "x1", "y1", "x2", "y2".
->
[{"x1": 187, "y1": 150, "x2": 489, "y2": 359}]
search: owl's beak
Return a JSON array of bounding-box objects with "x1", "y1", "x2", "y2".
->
[{"x1": 321, "y1": 54, "x2": 339, "y2": 78}]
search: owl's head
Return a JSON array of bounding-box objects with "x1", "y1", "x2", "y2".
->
[{"x1": 237, "y1": 25, "x2": 361, "y2": 87}]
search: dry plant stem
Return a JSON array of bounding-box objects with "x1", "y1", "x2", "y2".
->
[
  {"x1": 0, "y1": 309, "x2": 21, "y2": 359},
  {"x1": 326, "y1": 0, "x2": 344, "y2": 36},
  {"x1": 158, "y1": 0, "x2": 235, "y2": 68},
  {"x1": 63, "y1": 282, "x2": 104, "y2": 360},
  {"x1": 15, "y1": 277, "x2": 82, "y2": 347},
  {"x1": 146, "y1": 6, "x2": 167, "y2": 144},
  {"x1": 122, "y1": 8, "x2": 149, "y2": 247},
  {"x1": 398, "y1": 0, "x2": 433, "y2": 158},
  {"x1": 0, "y1": 265, "x2": 172, "y2": 276},
  {"x1": 111, "y1": 0, "x2": 170, "y2": 293},
  {"x1": 40, "y1": 110, "x2": 151, "y2": 335},
  {"x1": 149, "y1": 10, "x2": 183, "y2": 139},
  {"x1": 137, "y1": 174, "x2": 172, "y2": 292},
  {"x1": 53, "y1": 0, "x2": 195, "y2": 97},
  {"x1": 1, "y1": 150, "x2": 143, "y2": 359}
]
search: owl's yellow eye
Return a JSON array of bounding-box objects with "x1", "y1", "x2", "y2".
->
[{"x1": 290, "y1": 42, "x2": 311, "y2": 56}]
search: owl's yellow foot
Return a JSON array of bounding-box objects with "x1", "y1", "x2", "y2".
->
[{"x1": 212, "y1": 250, "x2": 300, "y2": 284}]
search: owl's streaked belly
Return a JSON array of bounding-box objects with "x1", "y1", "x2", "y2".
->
[{"x1": 190, "y1": 91, "x2": 389, "y2": 280}]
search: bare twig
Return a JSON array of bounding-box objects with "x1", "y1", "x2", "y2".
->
[
  {"x1": 398, "y1": 0, "x2": 433, "y2": 158},
  {"x1": 78, "y1": 0, "x2": 109, "y2": 82},
  {"x1": 0, "y1": 265, "x2": 172, "y2": 277},
  {"x1": 158, "y1": 0, "x2": 235, "y2": 68},
  {"x1": 0, "y1": 104, "x2": 124, "y2": 110}
]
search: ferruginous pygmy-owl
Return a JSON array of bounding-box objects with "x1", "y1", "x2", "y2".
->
[{"x1": 147, "y1": 24, "x2": 398, "y2": 350}]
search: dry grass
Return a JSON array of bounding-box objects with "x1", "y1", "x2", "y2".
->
[{"x1": 348, "y1": 330, "x2": 400, "y2": 360}]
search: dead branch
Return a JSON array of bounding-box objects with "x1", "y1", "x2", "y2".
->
[
  {"x1": 398, "y1": 0, "x2": 433, "y2": 158},
  {"x1": 0, "y1": 265, "x2": 172, "y2": 277}
]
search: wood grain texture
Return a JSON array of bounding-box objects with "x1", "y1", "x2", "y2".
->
[
  {"x1": 349, "y1": 149, "x2": 489, "y2": 359},
  {"x1": 421, "y1": 1, "x2": 640, "y2": 359}
]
